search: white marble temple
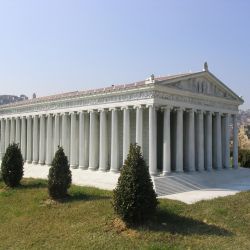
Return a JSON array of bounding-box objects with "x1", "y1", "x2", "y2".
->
[{"x1": 0, "y1": 64, "x2": 244, "y2": 180}]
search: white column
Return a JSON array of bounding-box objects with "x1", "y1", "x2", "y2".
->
[
  {"x1": 205, "y1": 111, "x2": 212, "y2": 170},
  {"x1": 62, "y1": 113, "x2": 70, "y2": 159},
  {"x1": 21, "y1": 117, "x2": 26, "y2": 160},
  {"x1": 15, "y1": 117, "x2": 21, "y2": 146},
  {"x1": 136, "y1": 106, "x2": 143, "y2": 148},
  {"x1": 233, "y1": 114, "x2": 238, "y2": 168},
  {"x1": 39, "y1": 115, "x2": 46, "y2": 165},
  {"x1": 214, "y1": 112, "x2": 222, "y2": 170},
  {"x1": 222, "y1": 113, "x2": 230, "y2": 168},
  {"x1": 32, "y1": 115, "x2": 39, "y2": 164},
  {"x1": 162, "y1": 106, "x2": 171, "y2": 175},
  {"x1": 79, "y1": 111, "x2": 89, "y2": 169},
  {"x1": 122, "y1": 107, "x2": 130, "y2": 163},
  {"x1": 110, "y1": 108, "x2": 119, "y2": 172},
  {"x1": 10, "y1": 117, "x2": 15, "y2": 143},
  {"x1": 0, "y1": 119, "x2": 5, "y2": 159},
  {"x1": 5, "y1": 118, "x2": 10, "y2": 150},
  {"x1": 54, "y1": 113, "x2": 60, "y2": 153},
  {"x1": 70, "y1": 112, "x2": 78, "y2": 168},
  {"x1": 176, "y1": 108, "x2": 183, "y2": 172},
  {"x1": 46, "y1": 114, "x2": 53, "y2": 165},
  {"x1": 186, "y1": 109, "x2": 195, "y2": 171},
  {"x1": 149, "y1": 105, "x2": 157, "y2": 175},
  {"x1": 196, "y1": 110, "x2": 204, "y2": 171},
  {"x1": 89, "y1": 110, "x2": 99, "y2": 170},
  {"x1": 99, "y1": 109, "x2": 109, "y2": 171},
  {"x1": 26, "y1": 116, "x2": 32, "y2": 163}
]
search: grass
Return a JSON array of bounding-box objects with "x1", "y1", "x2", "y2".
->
[{"x1": 0, "y1": 178, "x2": 250, "y2": 250}]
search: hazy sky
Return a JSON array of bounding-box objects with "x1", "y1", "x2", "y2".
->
[{"x1": 0, "y1": 0, "x2": 249, "y2": 109}]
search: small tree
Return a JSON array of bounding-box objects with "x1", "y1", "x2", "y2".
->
[
  {"x1": 48, "y1": 147, "x2": 72, "y2": 199},
  {"x1": 113, "y1": 144, "x2": 158, "y2": 226},
  {"x1": 1, "y1": 143, "x2": 24, "y2": 187}
]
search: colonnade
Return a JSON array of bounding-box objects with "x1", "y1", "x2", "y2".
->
[{"x1": 0, "y1": 105, "x2": 239, "y2": 175}]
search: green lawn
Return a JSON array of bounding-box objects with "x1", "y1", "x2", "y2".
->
[{"x1": 0, "y1": 178, "x2": 250, "y2": 250}]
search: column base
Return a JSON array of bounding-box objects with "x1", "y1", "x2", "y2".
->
[
  {"x1": 89, "y1": 166, "x2": 98, "y2": 171},
  {"x1": 110, "y1": 169, "x2": 120, "y2": 173},
  {"x1": 38, "y1": 162, "x2": 45, "y2": 165},
  {"x1": 70, "y1": 165, "x2": 78, "y2": 169},
  {"x1": 32, "y1": 161, "x2": 38, "y2": 165},
  {"x1": 150, "y1": 171, "x2": 158, "y2": 176},
  {"x1": 79, "y1": 166, "x2": 88, "y2": 170},
  {"x1": 26, "y1": 160, "x2": 32, "y2": 164},
  {"x1": 162, "y1": 171, "x2": 171, "y2": 176},
  {"x1": 99, "y1": 168, "x2": 109, "y2": 172}
]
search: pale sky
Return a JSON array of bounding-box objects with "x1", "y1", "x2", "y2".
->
[{"x1": 0, "y1": 0, "x2": 249, "y2": 109}]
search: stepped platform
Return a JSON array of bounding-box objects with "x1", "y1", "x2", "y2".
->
[{"x1": 11, "y1": 164, "x2": 250, "y2": 204}]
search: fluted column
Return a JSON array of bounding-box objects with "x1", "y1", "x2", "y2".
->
[
  {"x1": 233, "y1": 114, "x2": 238, "y2": 168},
  {"x1": 222, "y1": 113, "x2": 230, "y2": 168},
  {"x1": 89, "y1": 110, "x2": 99, "y2": 170},
  {"x1": 32, "y1": 115, "x2": 39, "y2": 164},
  {"x1": 62, "y1": 113, "x2": 70, "y2": 158},
  {"x1": 162, "y1": 106, "x2": 171, "y2": 175},
  {"x1": 39, "y1": 115, "x2": 46, "y2": 165},
  {"x1": 70, "y1": 112, "x2": 78, "y2": 168},
  {"x1": 10, "y1": 117, "x2": 15, "y2": 143},
  {"x1": 214, "y1": 112, "x2": 222, "y2": 170},
  {"x1": 5, "y1": 118, "x2": 10, "y2": 150},
  {"x1": 26, "y1": 116, "x2": 33, "y2": 163},
  {"x1": 176, "y1": 108, "x2": 183, "y2": 172},
  {"x1": 15, "y1": 117, "x2": 21, "y2": 146},
  {"x1": 99, "y1": 109, "x2": 109, "y2": 171},
  {"x1": 21, "y1": 117, "x2": 26, "y2": 160},
  {"x1": 46, "y1": 114, "x2": 53, "y2": 165},
  {"x1": 79, "y1": 111, "x2": 89, "y2": 169},
  {"x1": 122, "y1": 107, "x2": 130, "y2": 163},
  {"x1": 110, "y1": 108, "x2": 119, "y2": 172},
  {"x1": 54, "y1": 113, "x2": 60, "y2": 153},
  {"x1": 149, "y1": 105, "x2": 157, "y2": 175},
  {"x1": 205, "y1": 111, "x2": 212, "y2": 170},
  {"x1": 196, "y1": 110, "x2": 204, "y2": 171},
  {"x1": 186, "y1": 109, "x2": 195, "y2": 171},
  {"x1": 136, "y1": 106, "x2": 143, "y2": 148},
  {"x1": 0, "y1": 119, "x2": 5, "y2": 159}
]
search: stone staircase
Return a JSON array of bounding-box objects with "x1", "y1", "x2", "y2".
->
[{"x1": 152, "y1": 168, "x2": 250, "y2": 197}]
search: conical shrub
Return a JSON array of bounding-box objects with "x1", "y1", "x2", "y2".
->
[
  {"x1": 1, "y1": 143, "x2": 24, "y2": 187},
  {"x1": 48, "y1": 147, "x2": 72, "y2": 199},
  {"x1": 113, "y1": 144, "x2": 158, "y2": 226}
]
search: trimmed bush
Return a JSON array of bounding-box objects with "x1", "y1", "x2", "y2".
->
[
  {"x1": 1, "y1": 143, "x2": 24, "y2": 187},
  {"x1": 113, "y1": 144, "x2": 158, "y2": 226},
  {"x1": 48, "y1": 147, "x2": 72, "y2": 199}
]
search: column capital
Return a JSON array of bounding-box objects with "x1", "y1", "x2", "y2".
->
[
  {"x1": 121, "y1": 105, "x2": 133, "y2": 110},
  {"x1": 161, "y1": 105, "x2": 172, "y2": 111},
  {"x1": 98, "y1": 108, "x2": 109, "y2": 112},
  {"x1": 88, "y1": 109, "x2": 99, "y2": 113},
  {"x1": 109, "y1": 107, "x2": 120, "y2": 111},
  {"x1": 196, "y1": 109, "x2": 204, "y2": 114},
  {"x1": 134, "y1": 104, "x2": 146, "y2": 109},
  {"x1": 174, "y1": 106, "x2": 184, "y2": 112}
]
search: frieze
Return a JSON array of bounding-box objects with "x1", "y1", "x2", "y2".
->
[{"x1": 0, "y1": 90, "x2": 156, "y2": 116}]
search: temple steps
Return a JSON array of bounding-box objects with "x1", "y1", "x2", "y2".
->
[{"x1": 152, "y1": 168, "x2": 250, "y2": 197}]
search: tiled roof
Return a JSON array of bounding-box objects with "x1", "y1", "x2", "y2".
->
[{"x1": 0, "y1": 72, "x2": 196, "y2": 109}]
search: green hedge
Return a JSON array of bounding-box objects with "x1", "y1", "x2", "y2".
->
[{"x1": 238, "y1": 149, "x2": 250, "y2": 168}]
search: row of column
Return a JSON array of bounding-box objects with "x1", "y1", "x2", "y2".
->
[{"x1": 0, "y1": 106, "x2": 239, "y2": 175}]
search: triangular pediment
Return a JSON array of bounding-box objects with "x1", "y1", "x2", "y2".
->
[{"x1": 159, "y1": 71, "x2": 243, "y2": 103}]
